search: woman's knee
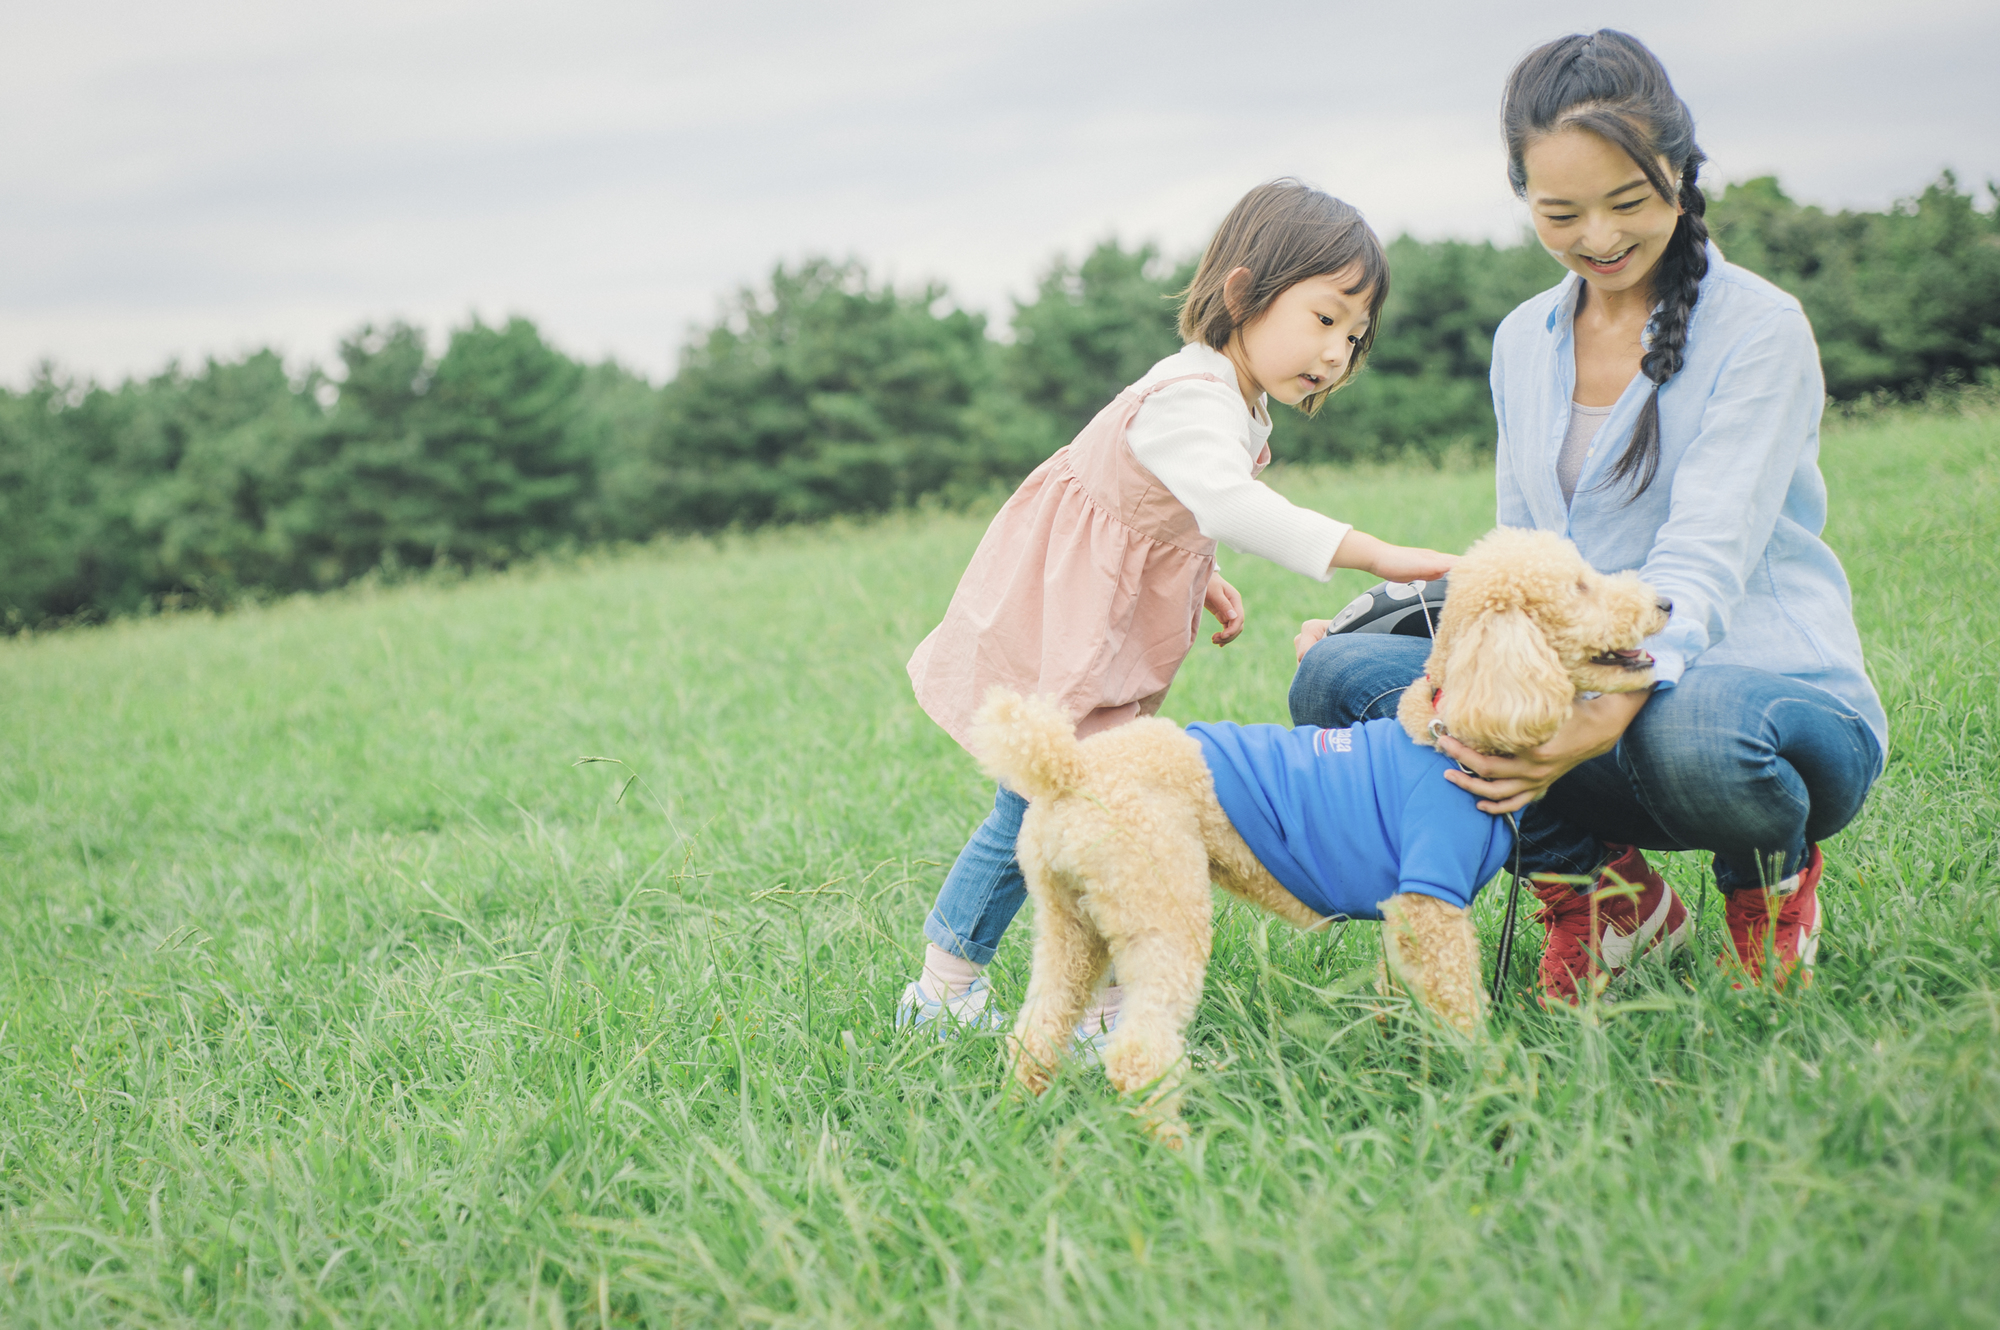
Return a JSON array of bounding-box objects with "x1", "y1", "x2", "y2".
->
[
  {"x1": 1621, "y1": 706, "x2": 1792, "y2": 839},
  {"x1": 1618, "y1": 669, "x2": 1877, "y2": 854},
  {"x1": 1288, "y1": 635, "x2": 1427, "y2": 728}
]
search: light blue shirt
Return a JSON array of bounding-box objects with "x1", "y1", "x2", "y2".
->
[{"x1": 1491, "y1": 243, "x2": 1887, "y2": 756}]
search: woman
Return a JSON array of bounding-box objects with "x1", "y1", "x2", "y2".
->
[{"x1": 1289, "y1": 30, "x2": 1886, "y2": 1001}]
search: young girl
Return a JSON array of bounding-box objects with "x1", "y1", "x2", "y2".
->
[{"x1": 899, "y1": 179, "x2": 1455, "y2": 1035}]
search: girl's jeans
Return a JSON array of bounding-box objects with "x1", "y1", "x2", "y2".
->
[
  {"x1": 1288, "y1": 635, "x2": 1883, "y2": 894},
  {"x1": 924, "y1": 786, "x2": 1030, "y2": 965}
]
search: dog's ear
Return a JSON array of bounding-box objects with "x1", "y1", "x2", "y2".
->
[{"x1": 1436, "y1": 606, "x2": 1572, "y2": 756}]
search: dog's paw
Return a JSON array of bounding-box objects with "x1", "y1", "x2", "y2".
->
[{"x1": 1006, "y1": 1034, "x2": 1060, "y2": 1097}]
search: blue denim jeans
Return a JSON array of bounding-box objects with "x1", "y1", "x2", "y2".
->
[
  {"x1": 1289, "y1": 635, "x2": 1883, "y2": 894},
  {"x1": 923, "y1": 785, "x2": 1030, "y2": 965}
]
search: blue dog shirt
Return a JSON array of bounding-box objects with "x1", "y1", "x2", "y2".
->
[{"x1": 1187, "y1": 717, "x2": 1513, "y2": 921}]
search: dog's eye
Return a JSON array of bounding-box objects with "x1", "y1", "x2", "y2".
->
[{"x1": 1575, "y1": 580, "x2": 1589, "y2": 594}]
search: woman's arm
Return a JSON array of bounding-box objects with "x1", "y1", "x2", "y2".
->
[{"x1": 1630, "y1": 307, "x2": 1825, "y2": 687}]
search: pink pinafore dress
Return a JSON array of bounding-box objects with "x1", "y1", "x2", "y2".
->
[{"x1": 908, "y1": 373, "x2": 1270, "y2": 751}]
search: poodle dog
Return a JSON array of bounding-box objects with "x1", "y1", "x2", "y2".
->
[{"x1": 971, "y1": 527, "x2": 1670, "y2": 1140}]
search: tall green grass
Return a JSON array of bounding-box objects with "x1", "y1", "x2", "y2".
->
[{"x1": 2, "y1": 398, "x2": 1996, "y2": 1327}]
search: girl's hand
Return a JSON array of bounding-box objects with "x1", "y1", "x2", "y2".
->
[
  {"x1": 1328, "y1": 531, "x2": 1456, "y2": 584},
  {"x1": 1294, "y1": 618, "x2": 1332, "y2": 662},
  {"x1": 1205, "y1": 572, "x2": 1245, "y2": 645},
  {"x1": 1439, "y1": 691, "x2": 1650, "y2": 814},
  {"x1": 1368, "y1": 543, "x2": 1457, "y2": 584}
]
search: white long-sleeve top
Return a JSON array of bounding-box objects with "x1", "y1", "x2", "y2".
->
[{"x1": 1124, "y1": 344, "x2": 1352, "y2": 582}]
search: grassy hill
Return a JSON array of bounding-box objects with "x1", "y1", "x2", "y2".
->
[{"x1": 1, "y1": 397, "x2": 1995, "y2": 1327}]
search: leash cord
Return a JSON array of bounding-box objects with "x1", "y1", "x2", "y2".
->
[
  {"x1": 1491, "y1": 813, "x2": 1524, "y2": 1007},
  {"x1": 1408, "y1": 580, "x2": 1525, "y2": 1007}
]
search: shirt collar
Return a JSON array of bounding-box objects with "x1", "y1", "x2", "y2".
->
[
  {"x1": 1179, "y1": 342, "x2": 1272, "y2": 436},
  {"x1": 1545, "y1": 272, "x2": 1584, "y2": 333}
]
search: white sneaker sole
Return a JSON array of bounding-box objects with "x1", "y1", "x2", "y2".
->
[{"x1": 895, "y1": 980, "x2": 1005, "y2": 1037}]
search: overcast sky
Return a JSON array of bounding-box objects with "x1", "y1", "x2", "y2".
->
[{"x1": 4, "y1": 0, "x2": 1996, "y2": 386}]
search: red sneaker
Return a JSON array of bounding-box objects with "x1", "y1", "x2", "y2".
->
[
  {"x1": 1722, "y1": 846, "x2": 1823, "y2": 990},
  {"x1": 1533, "y1": 845, "x2": 1692, "y2": 1004}
]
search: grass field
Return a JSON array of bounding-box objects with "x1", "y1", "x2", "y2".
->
[{"x1": 2, "y1": 396, "x2": 1997, "y2": 1328}]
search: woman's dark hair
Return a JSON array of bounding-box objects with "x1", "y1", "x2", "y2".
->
[
  {"x1": 1177, "y1": 179, "x2": 1390, "y2": 416},
  {"x1": 1503, "y1": 30, "x2": 1709, "y2": 498}
]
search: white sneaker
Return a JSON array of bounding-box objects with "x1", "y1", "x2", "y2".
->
[{"x1": 895, "y1": 975, "x2": 1006, "y2": 1037}]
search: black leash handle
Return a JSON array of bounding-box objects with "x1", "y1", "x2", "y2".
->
[{"x1": 1490, "y1": 811, "x2": 1524, "y2": 1007}]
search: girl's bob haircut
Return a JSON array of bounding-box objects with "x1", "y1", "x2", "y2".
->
[{"x1": 1177, "y1": 179, "x2": 1390, "y2": 416}]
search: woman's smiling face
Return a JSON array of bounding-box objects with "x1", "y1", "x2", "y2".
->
[{"x1": 1521, "y1": 127, "x2": 1682, "y2": 297}]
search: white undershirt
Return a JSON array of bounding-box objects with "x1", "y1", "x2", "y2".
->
[
  {"x1": 1122, "y1": 344, "x2": 1352, "y2": 582},
  {"x1": 1558, "y1": 399, "x2": 1616, "y2": 505}
]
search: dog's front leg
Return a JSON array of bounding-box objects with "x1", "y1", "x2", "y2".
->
[{"x1": 1380, "y1": 893, "x2": 1484, "y2": 1035}]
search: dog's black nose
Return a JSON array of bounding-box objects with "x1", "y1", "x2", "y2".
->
[{"x1": 1656, "y1": 596, "x2": 1673, "y2": 614}]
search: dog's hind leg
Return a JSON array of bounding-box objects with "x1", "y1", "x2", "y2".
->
[
  {"x1": 1008, "y1": 868, "x2": 1107, "y2": 1096},
  {"x1": 1089, "y1": 828, "x2": 1213, "y2": 1145}
]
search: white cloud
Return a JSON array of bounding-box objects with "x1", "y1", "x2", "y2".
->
[{"x1": 2, "y1": 0, "x2": 1994, "y2": 383}]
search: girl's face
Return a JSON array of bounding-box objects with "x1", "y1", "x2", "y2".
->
[
  {"x1": 1227, "y1": 265, "x2": 1374, "y2": 408},
  {"x1": 1521, "y1": 128, "x2": 1682, "y2": 298}
]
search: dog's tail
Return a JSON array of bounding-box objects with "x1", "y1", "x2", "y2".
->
[{"x1": 969, "y1": 688, "x2": 1087, "y2": 802}]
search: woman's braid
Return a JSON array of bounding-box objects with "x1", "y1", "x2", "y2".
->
[
  {"x1": 1642, "y1": 169, "x2": 1710, "y2": 390},
  {"x1": 1609, "y1": 164, "x2": 1710, "y2": 497}
]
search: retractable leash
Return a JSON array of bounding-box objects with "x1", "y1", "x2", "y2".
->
[{"x1": 1333, "y1": 579, "x2": 1527, "y2": 1007}]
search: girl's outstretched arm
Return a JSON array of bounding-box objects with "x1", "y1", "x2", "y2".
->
[{"x1": 1126, "y1": 378, "x2": 1352, "y2": 581}]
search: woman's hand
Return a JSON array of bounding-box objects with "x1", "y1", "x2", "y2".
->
[
  {"x1": 1294, "y1": 618, "x2": 1332, "y2": 662},
  {"x1": 1205, "y1": 572, "x2": 1245, "y2": 646},
  {"x1": 1440, "y1": 690, "x2": 1651, "y2": 814}
]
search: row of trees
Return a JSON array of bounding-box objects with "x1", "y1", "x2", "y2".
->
[{"x1": 4, "y1": 174, "x2": 1996, "y2": 628}]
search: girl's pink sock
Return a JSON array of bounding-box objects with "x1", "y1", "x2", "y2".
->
[
  {"x1": 917, "y1": 943, "x2": 984, "y2": 1003},
  {"x1": 1077, "y1": 981, "x2": 1124, "y2": 1035}
]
